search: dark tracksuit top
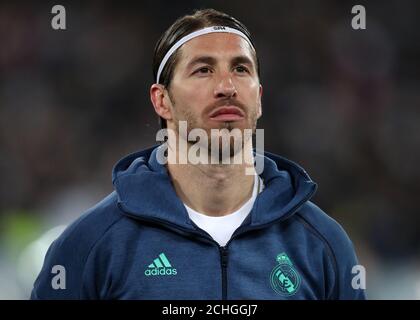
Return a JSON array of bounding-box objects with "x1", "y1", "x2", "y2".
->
[{"x1": 31, "y1": 145, "x2": 366, "y2": 300}]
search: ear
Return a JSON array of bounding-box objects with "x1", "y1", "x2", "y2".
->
[
  {"x1": 150, "y1": 84, "x2": 173, "y2": 122},
  {"x1": 257, "y1": 84, "x2": 263, "y2": 119}
]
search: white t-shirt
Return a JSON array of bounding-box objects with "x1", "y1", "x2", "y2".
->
[{"x1": 184, "y1": 175, "x2": 264, "y2": 246}]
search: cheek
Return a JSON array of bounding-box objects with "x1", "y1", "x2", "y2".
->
[
  {"x1": 241, "y1": 81, "x2": 260, "y2": 104},
  {"x1": 177, "y1": 86, "x2": 210, "y2": 112}
]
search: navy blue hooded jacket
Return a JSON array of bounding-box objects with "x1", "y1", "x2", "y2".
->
[{"x1": 31, "y1": 145, "x2": 366, "y2": 300}]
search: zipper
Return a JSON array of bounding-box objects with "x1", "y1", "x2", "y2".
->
[{"x1": 219, "y1": 246, "x2": 229, "y2": 300}]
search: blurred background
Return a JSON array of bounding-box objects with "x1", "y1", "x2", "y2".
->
[{"x1": 0, "y1": 0, "x2": 419, "y2": 299}]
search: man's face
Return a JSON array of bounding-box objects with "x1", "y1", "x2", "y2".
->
[{"x1": 165, "y1": 32, "x2": 262, "y2": 156}]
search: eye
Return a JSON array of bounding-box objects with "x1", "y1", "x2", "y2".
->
[
  {"x1": 234, "y1": 65, "x2": 250, "y2": 73},
  {"x1": 194, "y1": 66, "x2": 212, "y2": 74}
]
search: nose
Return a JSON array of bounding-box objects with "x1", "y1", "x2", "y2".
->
[{"x1": 214, "y1": 74, "x2": 237, "y2": 99}]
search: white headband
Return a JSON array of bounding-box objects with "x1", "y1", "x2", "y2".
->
[{"x1": 156, "y1": 26, "x2": 254, "y2": 84}]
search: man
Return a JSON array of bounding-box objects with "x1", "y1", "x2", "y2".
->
[{"x1": 31, "y1": 9, "x2": 366, "y2": 299}]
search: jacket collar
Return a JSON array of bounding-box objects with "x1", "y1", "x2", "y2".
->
[{"x1": 112, "y1": 145, "x2": 317, "y2": 230}]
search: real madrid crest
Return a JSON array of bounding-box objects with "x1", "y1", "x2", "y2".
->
[{"x1": 270, "y1": 253, "x2": 301, "y2": 296}]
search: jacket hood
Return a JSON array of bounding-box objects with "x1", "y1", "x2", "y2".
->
[{"x1": 112, "y1": 145, "x2": 317, "y2": 230}]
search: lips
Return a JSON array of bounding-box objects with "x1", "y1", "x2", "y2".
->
[{"x1": 209, "y1": 106, "x2": 245, "y2": 121}]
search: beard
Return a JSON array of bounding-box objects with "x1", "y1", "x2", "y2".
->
[{"x1": 173, "y1": 103, "x2": 259, "y2": 162}]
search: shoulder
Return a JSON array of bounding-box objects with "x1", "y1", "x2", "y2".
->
[
  {"x1": 31, "y1": 192, "x2": 124, "y2": 299},
  {"x1": 55, "y1": 192, "x2": 123, "y2": 251},
  {"x1": 295, "y1": 201, "x2": 354, "y2": 251}
]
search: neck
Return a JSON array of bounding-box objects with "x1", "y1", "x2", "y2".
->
[{"x1": 165, "y1": 137, "x2": 256, "y2": 217}]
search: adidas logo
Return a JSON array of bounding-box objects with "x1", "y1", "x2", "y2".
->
[{"x1": 145, "y1": 253, "x2": 177, "y2": 276}]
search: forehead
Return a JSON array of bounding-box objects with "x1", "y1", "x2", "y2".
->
[{"x1": 178, "y1": 32, "x2": 255, "y2": 65}]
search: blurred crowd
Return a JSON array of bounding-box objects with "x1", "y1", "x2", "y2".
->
[{"x1": 0, "y1": 0, "x2": 419, "y2": 299}]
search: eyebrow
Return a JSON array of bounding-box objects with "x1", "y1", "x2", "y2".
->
[
  {"x1": 231, "y1": 55, "x2": 255, "y2": 68},
  {"x1": 185, "y1": 55, "x2": 255, "y2": 71},
  {"x1": 186, "y1": 56, "x2": 216, "y2": 70}
]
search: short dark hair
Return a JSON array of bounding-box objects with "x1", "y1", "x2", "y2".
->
[{"x1": 152, "y1": 8, "x2": 260, "y2": 129}]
